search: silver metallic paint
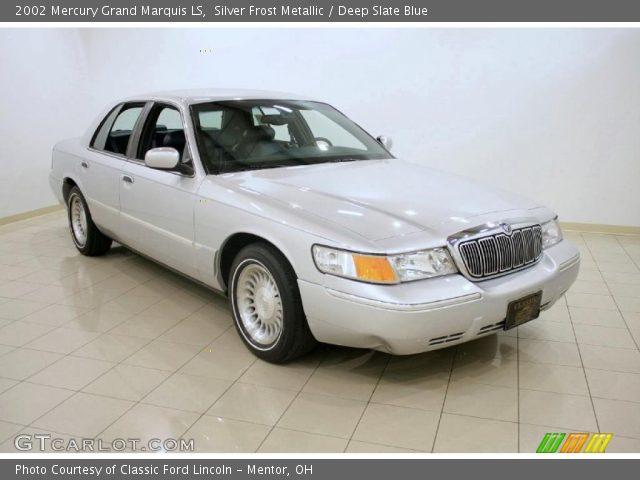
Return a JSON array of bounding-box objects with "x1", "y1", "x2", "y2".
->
[{"x1": 50, "y1": 89, "x2": 580, "y2": 355}]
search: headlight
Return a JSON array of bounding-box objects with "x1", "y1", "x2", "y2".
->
[
  {"x1": 541, "y1": 218, "x2": 563, "y2": 249},
  {"x1": 312, "y1": 245, "x2": 458, "y2": 284}
]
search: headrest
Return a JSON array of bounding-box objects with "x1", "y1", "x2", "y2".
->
[
  {"x1": 162, "y1": 130, "x2": 186, "y2": 149},
  {"x1": 252, "y1": 125, "x2": 275, "y2": 141},
  {"x1": 259, "y1": 114, "x2": 290, "y2": 126},
  {"x1": 221, "y1": 111, "x2": 254, "y2": 131}
]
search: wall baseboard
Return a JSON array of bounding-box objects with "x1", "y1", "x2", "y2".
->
[
  {"x1": 561, "y1": 222, "x2": 640, "y2": 235},
  {"x1": 0, "y1": 205, "x2": 64, "y2": 227}
]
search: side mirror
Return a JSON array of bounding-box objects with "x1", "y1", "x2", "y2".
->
[
  {"x1": 376, "y1": 135, "x2": 393, "y2": 151},
  {"x1": 145, "y1": 147, "x2": 180, "y2": 170}
]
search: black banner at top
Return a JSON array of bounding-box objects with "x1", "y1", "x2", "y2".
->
[{"x1": 4, "y1": 0, "x2": 640, "y2": 22}]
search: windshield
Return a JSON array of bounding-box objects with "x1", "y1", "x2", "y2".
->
[{"x1": 190, "y1": 100, "x2": 392, "y2": 174}]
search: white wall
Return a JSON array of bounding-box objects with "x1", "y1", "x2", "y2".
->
[
  {"x1": 0, "y1": 29, "x2": 92, "y2": 218},
  {"x1": 2, "y1": 28, "x2": 639, "y2": 227}
]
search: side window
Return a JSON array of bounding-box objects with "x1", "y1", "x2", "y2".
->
[
  {"x1": 138, "y1": 104, "x2": 188, "y2": 163},
  {"x1": 156, "y1": 108, "x2": 183, "y2": 130},
  {"x1": 102, "y1": 104, "x2": 143, "y2": 156},
  {"x1": 90, "y1": 106, "x2": 120, "y2": 150}
]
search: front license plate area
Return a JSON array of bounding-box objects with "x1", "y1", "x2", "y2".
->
[{"x1": 504, "y1": 291, "x2": 542, "y2": 330}]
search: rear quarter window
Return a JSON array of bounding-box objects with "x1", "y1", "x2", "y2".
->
[
  {"x1": 90, "y1": 105, "x2": 120, "y2": 150},
  {"x1": 91, "y1": 103, "x2": 144, "y2": 156}
]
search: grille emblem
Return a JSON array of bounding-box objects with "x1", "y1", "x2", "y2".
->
[{"x1": 500, "y1": 223, "x2": 512, "y2": 235}]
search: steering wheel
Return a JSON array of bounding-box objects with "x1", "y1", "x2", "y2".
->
[{"x1": 314, "y1": 137, "x2": 333, "y2": 149}]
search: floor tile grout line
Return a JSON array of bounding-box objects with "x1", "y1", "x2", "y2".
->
[
  {"x1": 21, "y1": 320, "x2": 156, "y2": 386},
  {"x1": 8, "y1": 266, "x2": 201, "y2": 433},
  {"x1": 430, "y1": 346, "x2": 457, "y2": 453},
  {"x1": 1, "y1": 280, "x2": 231, "y2": 407},
  {"x1": 15, "y1": 405, "x2": 640, "y2": 453},
  {"x1": 15, "y1": 261, "x2": 128, "y2": 301},
  {"x1": 5, "y1": 265, "x2": 83, "y2": 288},
  {"x1": 92, "y1": 325, "x2": 245, "y2": 448},
  {"x1": 1, "y1": 258, "x2": 147, "y2": 327},
  {"x1": 516, "y1": 331, "x2": 521, "y2": 452},
  {"x1": 0, "y1": 323, "x2": 71, "y2": 356},
  {"x1": 574, "y1": 233, "x2": 611, "y2": 433},
  {"x1": 546, "y1": 323, "x2": 599, "y2": 431},
  {"x1": 15, "y1": 371, "x2": 628, "y2": 411},
  {"x1": 253, "y1": 350, "x2": 326, "y2": 453},
  {"x1": 18, "y1": 332, "x2": 159, "y2": 434},
  {"x1": 180, "y1": 356, "x2": 260, "y2": 452},
  {"x1": 426, "y1": 411, "x2": 521, "y2": 426},
  {"x1": 608, "y1": 236, "x2": 640, "y2": 352},
  {"x1": 342, "y1": 353, "x2": 391, "y2": 453},
  {"x1": 0, "y1": 296, "x2": 57, "y2": 320},
  {"x1": 263, "y1": 424, "x2": 426, "y2": 453},
  {"x1": 617, "y1": 235, "x2": 640, "y2": 272},
  {"x1": 0, "y1": 347, "x2": 101, "y2": 396},
  {"x1": 11, "y1": 248, "x2": 194, "y2": 316},
  {"x1": 129, "y1": 322, "x2": 234, "y2": 403},
  {"x1": 138, "y1": 375, "x2": 287, "y2": 416}
]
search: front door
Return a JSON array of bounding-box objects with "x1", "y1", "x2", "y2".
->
[{"x1": 118, "y1": 103, "x2": 203, "y2": 278}]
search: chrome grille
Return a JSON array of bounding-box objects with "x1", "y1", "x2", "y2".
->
[{"x1": 457, "y1": 225, "x2": 543, "y2": 280}]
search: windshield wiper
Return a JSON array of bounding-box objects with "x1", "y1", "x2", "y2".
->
[
  {"x1": 244, "y1": 164, "x2": 293, "y2": 171},
  {"x1": 326, "y1": 158, "x2": 361, "y2": 163},
  {"x1": 234, "y1": 157, "x2": 362, "y2": 172}
]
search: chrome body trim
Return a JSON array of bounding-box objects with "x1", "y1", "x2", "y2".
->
[
  {"x1": 325, "y1": 288, "x2": 482, "y2": 312},
  {"x1": 559, "y1": 253, "x2": 581, "y2": 272}
]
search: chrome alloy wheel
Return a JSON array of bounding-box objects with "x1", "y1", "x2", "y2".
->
[
  {"x1": 69, "y1": 194, "x2": 88, "y2": 247},
  {"x1": 235, "y1": 262, "x2": 284, "y2": 347}
]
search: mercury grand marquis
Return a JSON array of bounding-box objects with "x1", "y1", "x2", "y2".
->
[{"x1": 49, "y1": 89, "x2": 580, "y2": 362}]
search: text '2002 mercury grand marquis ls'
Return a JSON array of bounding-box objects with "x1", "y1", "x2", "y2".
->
[{"x1": 50, "y1": 89, "x2": 580, "y2": 363}]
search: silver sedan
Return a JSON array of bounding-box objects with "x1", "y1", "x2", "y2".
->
[{"x1": 50, "y1": 89, "x2": 580, "y2": 362}]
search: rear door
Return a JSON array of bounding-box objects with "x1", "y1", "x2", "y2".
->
[
  {"x1": 119, "y1": 102, "x2": 203, "y2": 278},
  {"x1": 83, "y1": 102, "x2": 145, "y2": 237}
]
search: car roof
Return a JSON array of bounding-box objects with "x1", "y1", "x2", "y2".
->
[{"x1": 122, "y1": 88, "x2": 313, "y2": 105}]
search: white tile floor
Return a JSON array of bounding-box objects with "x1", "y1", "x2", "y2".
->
[{"x1": 1, "y1": 211, "x2": 640, "y2": 452}]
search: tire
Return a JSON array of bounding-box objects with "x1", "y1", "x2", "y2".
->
[
  {"x1": 67, "y1": 186, "x2": 112, "y2": 256},
  {"x1": 229, "y1": 243, "x2": 317, "y2": 363}
]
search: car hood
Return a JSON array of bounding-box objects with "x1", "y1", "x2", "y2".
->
[{"x1": 220, "y1": 159, "x2": 544, "y2": 241}]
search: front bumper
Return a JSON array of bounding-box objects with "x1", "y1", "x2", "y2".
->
[{"x1": 299, "y1": 240, "x2": 580, "y2": 355}]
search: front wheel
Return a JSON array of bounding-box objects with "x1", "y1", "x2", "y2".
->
[
  {"x1": 67, "y1": 186, "x2": 112, "y2": 256},
  {"x1": 229, "y1": 243, "x2": 316, "y2": 363}
]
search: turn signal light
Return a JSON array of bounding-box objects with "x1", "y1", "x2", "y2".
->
[{"x1": 353, "y1": 255, "x2": 398, "y2": 283}]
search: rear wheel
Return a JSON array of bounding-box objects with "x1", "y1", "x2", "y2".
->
[
  {"x1": 67, "y1": 186, "x2": 112, "y2": 256},
  {"x1": 229, "y1": 243, "x2": 316, "y2": 363}
]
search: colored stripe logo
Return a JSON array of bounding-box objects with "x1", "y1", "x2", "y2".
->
[{"x1": 537, "y1": 433, "x2": 613, "y2": 453}]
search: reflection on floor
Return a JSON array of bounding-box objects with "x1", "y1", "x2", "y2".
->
[{"x1": 0, "y1": 211, "x2": 639, "y2": 452}]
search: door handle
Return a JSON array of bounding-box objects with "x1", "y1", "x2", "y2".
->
[
  {"x1": 81, "y1": 161, "x2": 89, "y2": 169},
  {"x1": 122, "y1": 175, "x2": 134, "y2": 184}
]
